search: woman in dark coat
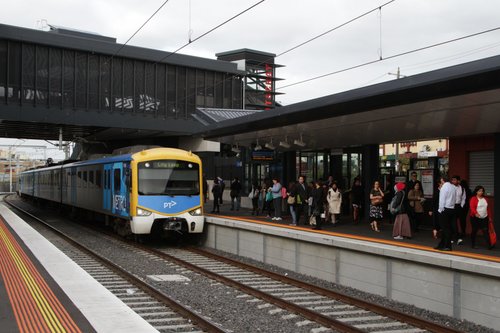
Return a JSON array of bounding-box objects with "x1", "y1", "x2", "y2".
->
[
  {"x1": 311, "y1": 181, "x2": 325, "y2": 230},
  {"x1": 211, "y1": 179, "x2": 222, "y2": 213},
  {"x1": 391, "y1": 182, "x2": 412, "y2": 239}
]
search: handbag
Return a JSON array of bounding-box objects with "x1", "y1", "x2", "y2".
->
[
  {"x1": 287, "y1": 196, "x2": 296, "y2": 205},
  {"x1": 390, "y1": 192, "x2": 405, "y2": 215},
  {"x1": 489, "y1": 221, "x2": 497, "y2": 247},
  {"x1": 309, "y1": 215, "x2": 316, "y2": 226},
  {"x1": 265, "y1": 191, "x2": 273, "y2": 202}
]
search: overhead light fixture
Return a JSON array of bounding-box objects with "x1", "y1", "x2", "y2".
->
[
  {"x1": 294, "y1": 134, "x2": 306, "y2": 147},
  {"x1": 254, "y1": 139, "x2": 262, "y2": 151},
  {"x1": 231, "y1": 144, "x2": 241, "y2": 153},
  {"x1": 265, "y1": 139, "x2": 275, "y2": 150},
  {"x1": 279, "y1": 136, "x2": 291, "y2": 149}
]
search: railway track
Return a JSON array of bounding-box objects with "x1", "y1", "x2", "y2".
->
[
  {"x1": 6, "y1": 197, "x2": 463, "y2": 333},
  {"x1": 4, "y1": 197, "x2": 223, "y2": 333}
]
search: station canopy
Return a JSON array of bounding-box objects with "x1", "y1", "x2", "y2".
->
[{"x1": 197, "y1": 54, "x2": 500, "y2": 150}]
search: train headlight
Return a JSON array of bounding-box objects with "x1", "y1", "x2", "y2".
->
[
  {"x1": 188, "y1": 208, "x2": 202, "y2": 216},
  {"x1": 136, "y1": 207, "x2": 152, "y2": 216}
]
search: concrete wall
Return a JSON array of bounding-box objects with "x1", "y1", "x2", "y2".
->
[{"x1": 204, "y1": 217, "x2": 500, "y2": 330}]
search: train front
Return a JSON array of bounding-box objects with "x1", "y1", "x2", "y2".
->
[{"x1": 130, "y1": 149, "x2": 204, "y2": 236}]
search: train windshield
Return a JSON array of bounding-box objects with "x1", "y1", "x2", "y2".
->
[{"x1": 138, "y1": 160, "x2": 200, "y2": 196}]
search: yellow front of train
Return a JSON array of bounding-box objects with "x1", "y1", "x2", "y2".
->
[{"x1": 129, "y1": 148, "x2": 204, "y2": 236}]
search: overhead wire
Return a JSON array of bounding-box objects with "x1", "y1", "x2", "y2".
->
[
  {"x1": 278, "y1": 26, "x2": 500, "y2": 90},
  {"x1": 153, "y1": 0, "x2": 266, "y2": 64},
  {"x1": 276, "y1": 0, "x2": 396, "y2": 58},
  {"x1": 110, "y1": 0, "x2": 171, "y2": 59}
]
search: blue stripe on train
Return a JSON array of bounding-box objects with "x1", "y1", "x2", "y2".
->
[{"x1": 138, "y1": 195, "x2": 201, "y2": 215}]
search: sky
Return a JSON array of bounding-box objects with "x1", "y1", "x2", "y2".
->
[{"x1": 1, "y1": 0, "x2": 500, "y2": 155}]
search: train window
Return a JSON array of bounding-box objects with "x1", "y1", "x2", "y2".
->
[
  {"x1": 114, "y1": 169, "x2": 121, "y2": 191},
  {"x1": 89, "y1": 171, "x2": 94, "y2": 185},
  {"x1": 96, "y1": 170, "x2": 102, "y2": 188},
  {"x1": 107, "y1": 170, "x2": 111, "y2": 189},
  {"x1": 77, "y1": 171, "x2": 81, "y2": 187},
  {"x1": 83, "y1": 171, "x2": 87, "y2": 182}
]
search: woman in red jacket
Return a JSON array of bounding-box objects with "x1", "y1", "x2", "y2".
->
[{"x1": 469, "y1": 185, "x2": 493, "y2": 249}]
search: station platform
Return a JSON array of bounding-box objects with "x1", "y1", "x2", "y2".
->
[
  {"x1": 0, "y1": 202, "x2": 157, "y2": 333},
  {"x1": 206, "y1": 200, "x2": 499, "y2": 261}
]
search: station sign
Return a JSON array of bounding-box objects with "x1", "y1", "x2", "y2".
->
[{"x1": 252, "y1": 150, "x2": 274, "y2": 161}]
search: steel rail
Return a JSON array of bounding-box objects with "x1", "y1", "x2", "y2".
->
[
  {"x1": 4, "y1": 198, "x2": 225, "y2": 333},
  {"x1": 122, "y1": 240, "x2": 363, "y2": 332},
  {"x1": 187, "y1": 247, "x2": 463, "y2": 333}
]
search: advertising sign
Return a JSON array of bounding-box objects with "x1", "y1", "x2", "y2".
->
[{"x1": 421, "y1": 169, "x2": 434, "y2": 199}]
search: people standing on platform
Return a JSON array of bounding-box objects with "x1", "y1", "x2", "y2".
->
[
  {"x1": 391, "y1": 182, "x2": 412, "y2": 240},
  {"x1": 311, "y1": 181, "x2": 325, "y2": 230},
  {"x1": 308, "y1": 181, "x2": 315, "y2": 217},
  {"x1": 217, "y1": 177, "x2": 225, "y2": 204},
  {"x1": 327, "y1": 182, "x2": 342, "y2": 225},
  {"x1": 249, "y1": 181, "x2": 261, "y2": 215},
  {"x1": 408, "y1": 182, "x2": 425, "y2": 232},
  {"x1": 351, "y1": 177, "x2": 363, "y2": 224},
  {"x1": 326, "y1": 175, "x2": 334, "y2": 188},
  {"x1": 384, "y1": 179, "x2": 395, "y2": 224},
  {"x1": 262, "y1": 179, "x2": 273, "y2": 218},
  {"x1": 451, "y1": 175, "x2": 466, "y2": 245},
  {"x1": 469, "y1": 185, "x2": 493, "y2": 249},
  {"x1": 229, "y1": 177, "x2": 242, "y2": 211},
  {"x1": 287, "y1": 181, "x2": 298, "y2": 225},
  {"x1": 211, "y1": 179, "x2": 222, "y2": 214},
  {"x1": 406, "y1": 171, "x2": 422, "y2": 191},
  {"x1": 369, "y1": 181, "x2": 384, "y2": 232},
  {"x1": 271, "y1": 178, "x2": 283, "y2": 221},
  {"x1": 292, "y1": 176, "x2": 309, "y2": 225},
  {"x1": 435, "y1": 176, "x2": 456, "y2": 251}
]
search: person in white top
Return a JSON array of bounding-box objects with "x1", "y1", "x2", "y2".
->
[
  {"x1": 469, "y1": 185, "x2": 493, "y2": 249},
  {"x1": 451, "y1": 175, "x2": 467, "y2": 245},
  {"x1": 435, "y1": 176, "x2": 456, "y2": 251}
]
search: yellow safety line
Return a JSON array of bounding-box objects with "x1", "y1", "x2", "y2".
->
[{"x1": 0, "y1": 226, "x2": 66, "y2": 333}]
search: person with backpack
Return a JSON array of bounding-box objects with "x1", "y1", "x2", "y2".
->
[{"x1": 391, "y1": 182, "x2": 412, "y2": 240}]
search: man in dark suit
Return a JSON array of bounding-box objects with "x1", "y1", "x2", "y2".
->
[{"x1": 291, "y1": 175, "x2": 310, "y2": 225}]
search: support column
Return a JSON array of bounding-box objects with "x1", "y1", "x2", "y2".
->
[{"x1": 494, "y1": 133, "x2": 500, "y2": 234}]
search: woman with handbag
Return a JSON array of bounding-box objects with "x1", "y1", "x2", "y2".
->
[
  {"x1": 311, "y1": 181, "x2": 325, "y2": 230},
  {"x1": 391, "y1": 182, "x2": 412, "y2": 240},
  {"x1": 249, "y1": 181, "x2": 261, "y2": 215},
  {"x1": 469, "y1": 185, "x2": 494, "y2": 249},
  {"x1": 369, "y1": 181, "x2": 384, "y2": 232},
  {"x1": 408, "y1": 182, "x2": 425, "y2": 232},
  {"x1": 287, "y1": 181, "x2": 298, "y2": 225},
  {"x1": 327, "y1": 182, "x2": 342, "y2": 225}
]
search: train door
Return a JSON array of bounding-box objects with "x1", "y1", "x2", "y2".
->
[
  {"x1": 111, "y1": 162, "x2": 128, "y2": 217},
  {"x1": 103, "y1": 164, "x2": 112, "y2": 211}
]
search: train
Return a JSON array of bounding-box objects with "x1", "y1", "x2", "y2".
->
[{"x1": 18, "y1": 147, "x2": 204, "y2": 238}]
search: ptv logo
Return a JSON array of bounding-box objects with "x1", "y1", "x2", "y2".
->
[{"x1": 163, "y1": 200, "x2": 177, "y2": 209}]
